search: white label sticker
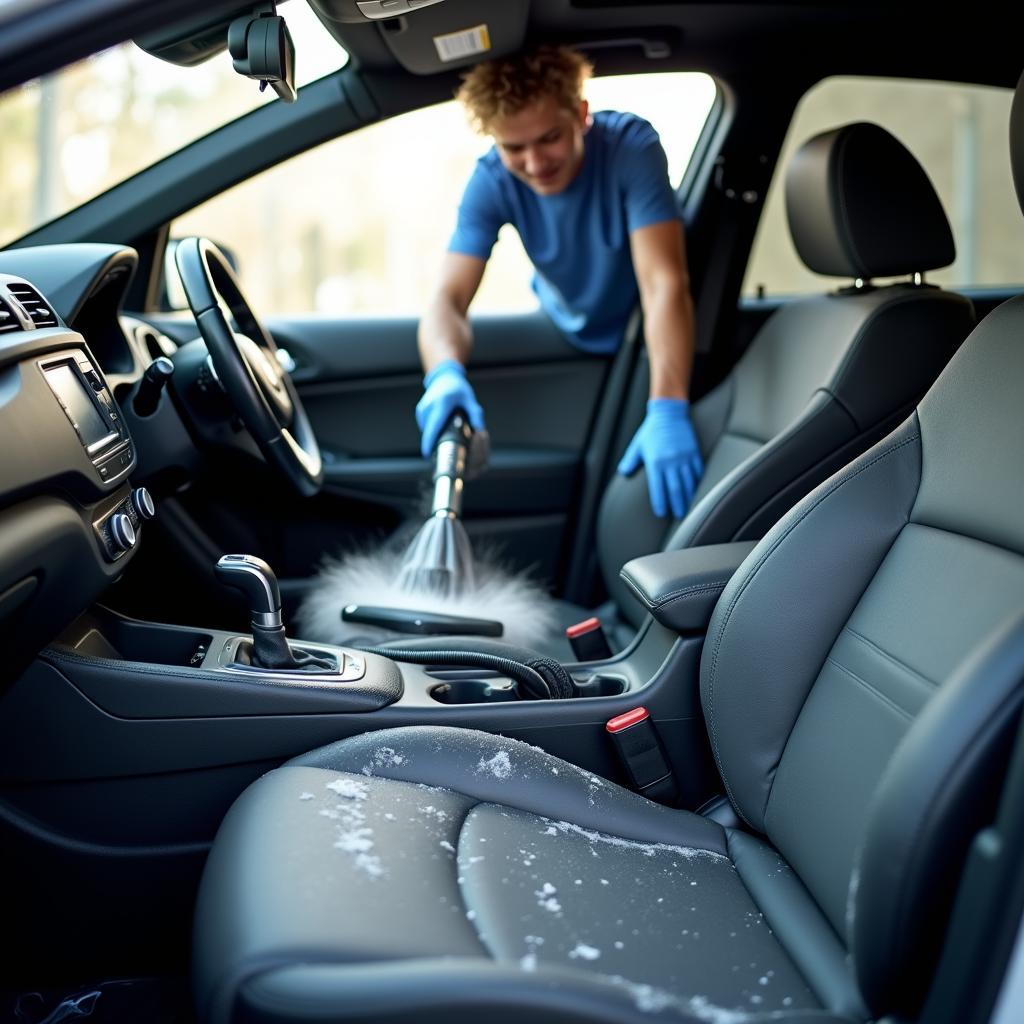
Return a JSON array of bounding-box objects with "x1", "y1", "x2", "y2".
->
[{"x1": 434, "y1": 24, "x2": 491, "y2": 63}]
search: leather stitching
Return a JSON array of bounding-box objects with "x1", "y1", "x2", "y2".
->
[
  {"x1": 824, "y1": 657, "x2": 915, "y2": 722},
  {"x1": 618, "y1": 573, "x2": 654, "y2": 609},
  {"x1": 651, "y1": 581, "x2": 731, "y2": 608},
  {"x1": 843, "y1": 626, "x2": 939, "y2": 690},
  {"x1": 44, "y1": 647, "x2": 246, "y2": 684},
  {"x1": 618, "y1": 573, "x2": 731, "y2": 612},
  {"x1": 704, "y1": 430, "x2": 921, "y2": 830}
]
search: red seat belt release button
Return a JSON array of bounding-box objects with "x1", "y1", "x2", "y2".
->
[
  {"x1": 606, "y1": 707, "x2": 650, "y2": 733},
  {"x1": 605, "y1": 706, "x2": 679, "y2": 804},
  {"x1": 565, "y1": 617, "x2": 612, "y2": 661}
]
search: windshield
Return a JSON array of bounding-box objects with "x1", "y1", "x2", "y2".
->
[{"x1": 0, "y1": 2, "x2": 347, "y2": 247}]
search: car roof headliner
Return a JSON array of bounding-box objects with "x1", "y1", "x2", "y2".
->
[
  {"x1": 1, "y1": 0, "x2": 1019, "y2": 99},
  {"x1": 320, "y1": 1, "x2": 1021, "y2": 90}
]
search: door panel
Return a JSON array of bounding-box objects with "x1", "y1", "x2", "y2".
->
[
  {"x1": 138, "y1": 308, "x2": 614, "y2": 594},
  {"x1": 268, "y1": 309, "x2": 610, "y2": 508},
  {"x1": 273, "y1": 310, "x2": 592, "y2": 384},
  {"x1": 316, "y1": 450, "x2": 579, "y2": 514}
]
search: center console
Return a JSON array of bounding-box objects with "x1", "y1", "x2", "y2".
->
[
  {"x1": 46, "y1": 596, "x2": 682, "y2": 719},
  {"x1": 29, "y1": 549, "x2": 751, "y2": 810},
  {"x1": 28, "y1": 541, "x2": 756, "y2": 787}
]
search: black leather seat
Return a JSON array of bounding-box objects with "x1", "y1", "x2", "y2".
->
[
  {"x1": 554, "y1": 121, "x2": 974, "y2": 659},
  {"x1": 191, "y1": 89, "x2": 1024, "y2": 1022}
]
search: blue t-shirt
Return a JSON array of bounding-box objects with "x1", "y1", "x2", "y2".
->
[{"x1": 448, "y1": 110, "x2": 682, "y2": 354}]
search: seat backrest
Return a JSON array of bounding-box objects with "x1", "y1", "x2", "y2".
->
[
  {"x1": 699, "y1": 79, "x2": 1024, "y2": 1019},
  {"x1": 598, "y1": 122, "x2": 974, "y2": 626}
]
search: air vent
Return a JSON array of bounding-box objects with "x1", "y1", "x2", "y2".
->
[
  {"x1": 7, "y1": 283, "x2": 58, "y2": 328},
  {"x1": 0, "y1": 296, "x2": 23, "y2": 334}
]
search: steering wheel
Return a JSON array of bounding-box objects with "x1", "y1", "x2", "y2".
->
[{"x1": 174, "y1": 237, "x2": 322, "y2": 496}]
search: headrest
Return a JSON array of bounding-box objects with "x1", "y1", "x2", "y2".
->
[
  {"x1": 1012, "y1": 69, "x2": 1024, "y2": 216},
  {"x1": 785, "y1": 122, "x2": 955, "y2": 279}
]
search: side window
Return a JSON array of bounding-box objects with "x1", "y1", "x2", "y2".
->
[
  {"x1": 744, "y1": 77, "x2": 1023, "y2": 296},
  {"x1": 171, "y1": 72, "x2": 717, "y2": 318}
]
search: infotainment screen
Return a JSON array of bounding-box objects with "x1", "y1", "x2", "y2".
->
[{"x1": 44, "y1": 363, "x2": 115, "y2": 449}]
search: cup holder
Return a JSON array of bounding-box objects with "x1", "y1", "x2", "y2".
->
[
  {"x1": 429, "y1": 679, "x2": 520, "y2": 704},
  {"x1": 427, "y1": 672, "x2": 628, "y2": 704}
]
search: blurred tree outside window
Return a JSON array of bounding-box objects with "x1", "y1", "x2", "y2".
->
[
  {"x1": 172, "y1": 72, "x2": 718, "y2": 318},
  {"x1": 744, "y1": 77, "x2": 1023, "y2": 295},
  {"x1": 0, "y1": 3, "x2": 347, "y2": 247}
]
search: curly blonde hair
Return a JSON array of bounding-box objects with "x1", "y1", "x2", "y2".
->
[{"x1": 456, "y1": 45, "x2": 594, "y2": 134}]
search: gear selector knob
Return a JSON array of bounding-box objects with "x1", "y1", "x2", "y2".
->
[
  {"x1": 214, "y1": 553, "x2": 334, "y2": 673},
  {"x1": 215, "y1": 553, "x2": 282, "y2": 628}
]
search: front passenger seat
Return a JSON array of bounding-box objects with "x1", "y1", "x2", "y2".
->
[
  {"x1": 578, "y1": 121, "x2": 973, "y2": 656},
  {"x1": 191, "y1": 76, "x2": 1024, "y2": 1023}
]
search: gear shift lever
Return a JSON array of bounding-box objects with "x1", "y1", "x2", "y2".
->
[{"x1": 215, "y1": 554, "x2": 331, "y2": 671}]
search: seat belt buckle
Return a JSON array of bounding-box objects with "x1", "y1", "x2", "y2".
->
[
  {"x1": 566, "y1": 617, "x2": 612, "y2": 661},
  {"x1": 606, "y1": 707, "x2": 679, "y2": 805}
]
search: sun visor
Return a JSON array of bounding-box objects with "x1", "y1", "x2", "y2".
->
[{"x1": 312, "y1": 0, "x2": 528, "y2": 74}]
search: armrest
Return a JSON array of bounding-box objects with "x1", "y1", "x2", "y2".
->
[{"x1": 619, "y1": 541, "x2": 757, "y2": 633}]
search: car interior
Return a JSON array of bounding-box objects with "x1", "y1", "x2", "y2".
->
[{"x1": 1, "y1": 2, "x2": 1023, "y2": 1023}]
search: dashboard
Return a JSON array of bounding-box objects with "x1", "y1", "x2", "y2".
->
[{"x1": 0, "y1": 245, "x2": 180, "y2": 681}]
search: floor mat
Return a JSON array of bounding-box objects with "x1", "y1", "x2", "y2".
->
[{"x1": 2, "y1": 977, "x2": 195, "y2": 1024}]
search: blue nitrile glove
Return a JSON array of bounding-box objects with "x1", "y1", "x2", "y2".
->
[
  {"x1": 617, "y1": 398, "x2": 705, "y2": 519},
  {"x1": 415, "y1": 359, "x2": 486, "y2": 458}
]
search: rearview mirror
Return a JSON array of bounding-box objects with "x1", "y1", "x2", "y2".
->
[{"x1": 227, "y1": 8, "x2": 296, "y2": 103}]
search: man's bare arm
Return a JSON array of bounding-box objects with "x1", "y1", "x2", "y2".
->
[
  {"x1": 629, "y1": 219, "x2": 696, "y2": 399},
  {"x1": 418, "y1": 252, "x2": 487, "y2": 373}
]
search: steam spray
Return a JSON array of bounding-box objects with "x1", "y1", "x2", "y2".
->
[
  {"x1": 395, "y1": 410, "x2": 486, "y2": 595},
  {"x1": 297, "y1": 412, "x2": 557, "y2": 648}
]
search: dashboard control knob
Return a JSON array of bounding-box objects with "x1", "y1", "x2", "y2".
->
[
  {"x1": 131, "y1": 486, "x2": 156, "y2": 520},
  {"x1": 110, "y1": 513, "x2": 137, "y2": 552}
]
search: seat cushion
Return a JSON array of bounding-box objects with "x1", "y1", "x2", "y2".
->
[{"x1": 194, "y1": 727, "x2": 862, "y2": 1024}]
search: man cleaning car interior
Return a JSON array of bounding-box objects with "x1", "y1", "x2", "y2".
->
[{"x1": 416, "y1": 45, "x2": 705, "y2": 520}]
